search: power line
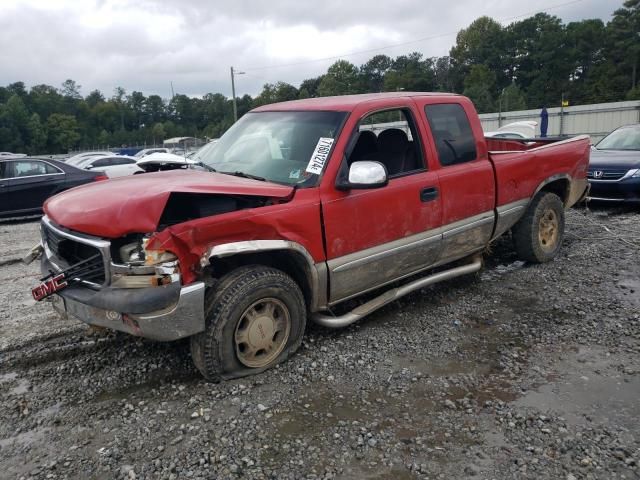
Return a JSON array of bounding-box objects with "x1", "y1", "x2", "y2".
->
[{"x1": 241, "y1": 0, "x2": 588, "y2": 72}]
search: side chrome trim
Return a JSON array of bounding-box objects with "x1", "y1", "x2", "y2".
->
[
  {"x1": 332, "y1": 231, "x2": 442, "y2": 273},
  {"x1": 438, "y1": 210, "x2": 495, "y2": 265},
  {"x1": 442, "y1": 212, "x2": 494, "y2": 239},
  {"x1": 326, "y1": 227, "x2": 443, "y2": 304},
  {"x1": 326, "y1": 210, "x2": 495, "y2": 305},
  {"x1": 313, "y1": 255, "x2": 483, "y2": 329},
  {"x1": 491, "y1": 199, "x2": 529, "y2": 241},
  {"x1": 202, "y1": 240, "x2": 324, "y2": 312}
]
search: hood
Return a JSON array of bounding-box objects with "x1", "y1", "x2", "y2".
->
[
  {"x1": 44, "y1": 169, "x2": 294, "y2": 238},
  {"x1": 589, "y1": 149, "x2": 640, "y2": 169}
]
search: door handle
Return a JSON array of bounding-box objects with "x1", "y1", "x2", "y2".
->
[{"x1": 420, "y1": 186, "x2": 438, "y2": 202}]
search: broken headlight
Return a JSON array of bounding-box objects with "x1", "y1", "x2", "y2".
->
[{"x1": 112, "y1": 238, "x2": 180, "y2": 288}]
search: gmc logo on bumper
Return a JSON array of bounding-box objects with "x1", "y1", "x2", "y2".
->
[{"x1": 32, "y1": 273, "x2": 68, "y2": 301}]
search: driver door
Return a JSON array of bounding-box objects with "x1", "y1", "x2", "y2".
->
[{"x1": 320, "y1": 103, "x2": 443, "y2": 304}]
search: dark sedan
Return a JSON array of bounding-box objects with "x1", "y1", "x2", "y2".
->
[
  {"x1": 588, "y1": 124, "x2": 640, "y2": 203},
  {"x1": 0, "y1": 157, "x2": 107, "y2": 218}
]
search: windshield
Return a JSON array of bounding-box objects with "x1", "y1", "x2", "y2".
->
[
  {"x1": 596, "y1": 127, "x2": 640, "y2": 151},
  {"x1": 198, "y1": 111, "x2": 347, "y2": 186}
]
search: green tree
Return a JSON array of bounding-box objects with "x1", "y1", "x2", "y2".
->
[
  {"x1": 450, "y1": 17, "x2": 506, "y2": 93},
  {"x1": 299, "y1": 77, "x2": 323, "y2": 98},
  {"x1": 565, "y1": 19, "x2": 607, "y2": 103},
  {"x1": 46, "y1": 113, "x2": 80, "y2": 152},
  {"x1": 0, "y1": 94, "x2": 30, "y2": 151},
  {"x1": 605, "y1": 0, "x2": 640, "y2": 95},
  {"x1": 506, "y1": 13, "x2": 571, "y2": 108},
  {"x1": 86, "y1": 89, "x2": 105, "y2": 108},
  {"x1": 318, "y1": 61, "x2": 360, "y2": 96},
  {"x1": 60, "y1": 79, "x2": 82, "y2": 99},
  {"x1": 26, "y1": 113, "x2": 47, "y2": 154},
  {"x1": 383, "y1": 52, "x2": 436, "y2": 92},
  {"x1": 152, "y1": 122, "x2": 166, "y2": 144},
  {"x1": 462, "y1": 64, "x2": 496, "y2": 113},
  {"x1": 253, "y1": 82, "x2": 298, "y2": 106},
  {"x1": 98, "y1": 129, "x2": 110, "y2": 147},
  {"x1": 499, "y1": 83, "x2": 527, "y2": 112},
  {"x1": 359, "y1": 54, "x2": 392, "y2": 92}
]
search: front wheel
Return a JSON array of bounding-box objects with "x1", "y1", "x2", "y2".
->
[
  {"x1": 190, "y1": 266, "x2": 307, "y2": 381},
  {"x1": 512, "y1": 192, "x2": 565, "y2": 263}
]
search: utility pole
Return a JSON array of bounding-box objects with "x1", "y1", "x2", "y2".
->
[
  {"x1": 497, "y1": 87, "x2": 506, "y2": 128},
  {"x1": 560, "y1": 92, "x2": 565, "y2": 136},
  {"x1": 230, "y1": 66, "x2": 245, "y2": 122}
]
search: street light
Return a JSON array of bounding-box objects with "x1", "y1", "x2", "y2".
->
[{"x1": 230, "y1": 66, "x2": 245, "y2": 123}]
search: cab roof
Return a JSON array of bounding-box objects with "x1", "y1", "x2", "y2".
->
[{"x1": 251, "y1": 92, "x2": 461, "y2": 112}]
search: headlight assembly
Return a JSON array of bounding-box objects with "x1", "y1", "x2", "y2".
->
[{"x1": 112, "y1": 238, "x2": 181, "y2": 288}]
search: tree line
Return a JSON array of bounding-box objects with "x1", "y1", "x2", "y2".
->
[{"x1": 0, "y1": 0, "x2": 637, "y2": 154}]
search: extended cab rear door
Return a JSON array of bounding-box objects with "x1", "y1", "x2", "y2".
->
[
  {"x1": 418, "y1": 99, "x2": 496, "y2": 263},
  {"x1": 320, "y1": 99, "x2": 443, "y2": 305}
]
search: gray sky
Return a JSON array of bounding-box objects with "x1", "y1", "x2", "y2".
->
[{"x1": 0, "y1": 0, "x2": 623, "y2": 99}]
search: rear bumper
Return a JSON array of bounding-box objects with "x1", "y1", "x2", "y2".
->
[
  {"x1": 42, "y1": 256, "x2": 205, "y2": 341},
  {"x1": 587, "y1": 177, "x2": 640, "y2": 203}
]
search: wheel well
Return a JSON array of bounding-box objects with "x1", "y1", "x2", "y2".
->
[
  {"x1": 538, "y1": 178, "x2": 569, "y2": 205},
  {"x1": 207, "y1": 250, "x2": 314, "y2": 309}
]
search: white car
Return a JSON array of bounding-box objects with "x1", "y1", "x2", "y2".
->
[
  {"x1": 66, "y1": 151, "x2": 114, "y2": 166},
  {"x1": 134, "y1": 148, "x2": 170, "y2": 159},
  {"x1": 136, "y1": 152, "x2": 200, "y2": 173},
  {"x1": 485, "y1": 121, "x2": 538, "y2": 139},
  {"x1": 76, "y1": 155, "x2": 143, "y2": 178},
  {"x1": 0, "y1": 152, "x2": 27, "y2": 158}
]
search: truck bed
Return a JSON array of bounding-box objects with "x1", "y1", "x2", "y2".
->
[{"x1": 487, "y1": 135, "x2": 591, "y2": 207}]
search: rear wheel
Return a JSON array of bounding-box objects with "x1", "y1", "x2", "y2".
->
[
  {"x1": 512, "y1": 192, "x2": 565, "y2": 263},
  {"x1": 190, "y1": 266, "x2": 306, "y2": 381}
]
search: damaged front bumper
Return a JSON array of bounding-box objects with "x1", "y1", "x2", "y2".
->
[{"x1": 42, "y1": 256, "x2": 205, "y2": 341}]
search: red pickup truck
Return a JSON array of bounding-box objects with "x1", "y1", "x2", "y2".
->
[{"x1": 32, "y1": 93, "x2": 590, "y2": 381}]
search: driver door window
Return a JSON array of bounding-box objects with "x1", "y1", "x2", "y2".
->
[{"x1": 347, "y1": 109, "x2": 425, "y2": 177}]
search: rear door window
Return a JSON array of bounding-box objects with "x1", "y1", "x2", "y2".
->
[
  {"x1": 425, "y1": 104, "x2": 477, "y2": 166},
  {"x1": 8, "y1": 160, "x2": 61, "y2": 177}
]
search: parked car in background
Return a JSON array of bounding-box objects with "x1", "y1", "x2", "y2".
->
[
  {"x1": 485, "y1": 121, "x2": 538, "y2": 139},
  {"x1": 134, "y1": 148, "x2": 170, "y2": 159},
  {"x1": 136, "y1": 152, "x2": 202, "y2": 173},
  {"x1": 65, "y1": 151, "x2": 114, "y2": 166},
  {"x1": 0, "y1": 152, "x2": 27, "y2": 158},
  {"x1": 0, "y1": 157, "x2": 107, "y2": 218},
  {"x1": 74, "y1": 155, "x2": 143, "y2": 178},
  {"x1": 587, "y1": 124, "x2": 640, "y2": 203}
]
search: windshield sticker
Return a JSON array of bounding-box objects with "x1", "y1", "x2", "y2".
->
[
  {"x1": 289, "y1": 169, "x2": 301, "y2": 179},
  {"x1": 305, "y1": 137, "x2": 334, "y2": 175}
]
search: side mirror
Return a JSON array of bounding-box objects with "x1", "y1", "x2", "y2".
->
[
  {"x1": 86, "y1": 164, "x2": 94, "y2": 169},
  {"x1": 347, "y1": 161, "x2": 388, "y2": 189}
]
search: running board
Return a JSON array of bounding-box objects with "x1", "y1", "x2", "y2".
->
[{"x1": 312, "y1": 255, "x2": 483, "y2": 329}]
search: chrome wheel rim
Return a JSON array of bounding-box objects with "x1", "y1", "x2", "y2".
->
[
  {"x1": 234, "y1": 298, "x2": 291, "y2": 368},
  {"x1": 538, "y1": 209, "x2": 559, "y2": 251}
]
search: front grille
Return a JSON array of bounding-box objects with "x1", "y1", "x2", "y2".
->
[
  {"x1": 42, "y1": 222, "x2": 107, "y2": 285},
  {"x1": 587, "y1": 169, "x2": 628, "y2": 180}
]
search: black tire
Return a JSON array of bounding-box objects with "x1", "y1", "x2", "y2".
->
[
  {"x1": 190, "y1": 265, "x2": 307, "y2": 381},
  {"x1": 512, "y1": 192, "x2": 565, "y2": 263}
]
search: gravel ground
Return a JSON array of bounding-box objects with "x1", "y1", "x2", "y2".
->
[{"x1": 0, "y1": 206, "x2": 639, "y2": 480}]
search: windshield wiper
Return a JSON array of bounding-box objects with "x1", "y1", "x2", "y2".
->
[
  {"x1": 220, "y1": 170, "x2": 266, "y2": 182},
  {"x1": 196, "y1": 162, "x2": 217, "y2": 172}
]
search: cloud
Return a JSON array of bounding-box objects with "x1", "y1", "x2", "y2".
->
[{"x1": 0, "y1": 0, "x2": 624, "y2": 99}]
